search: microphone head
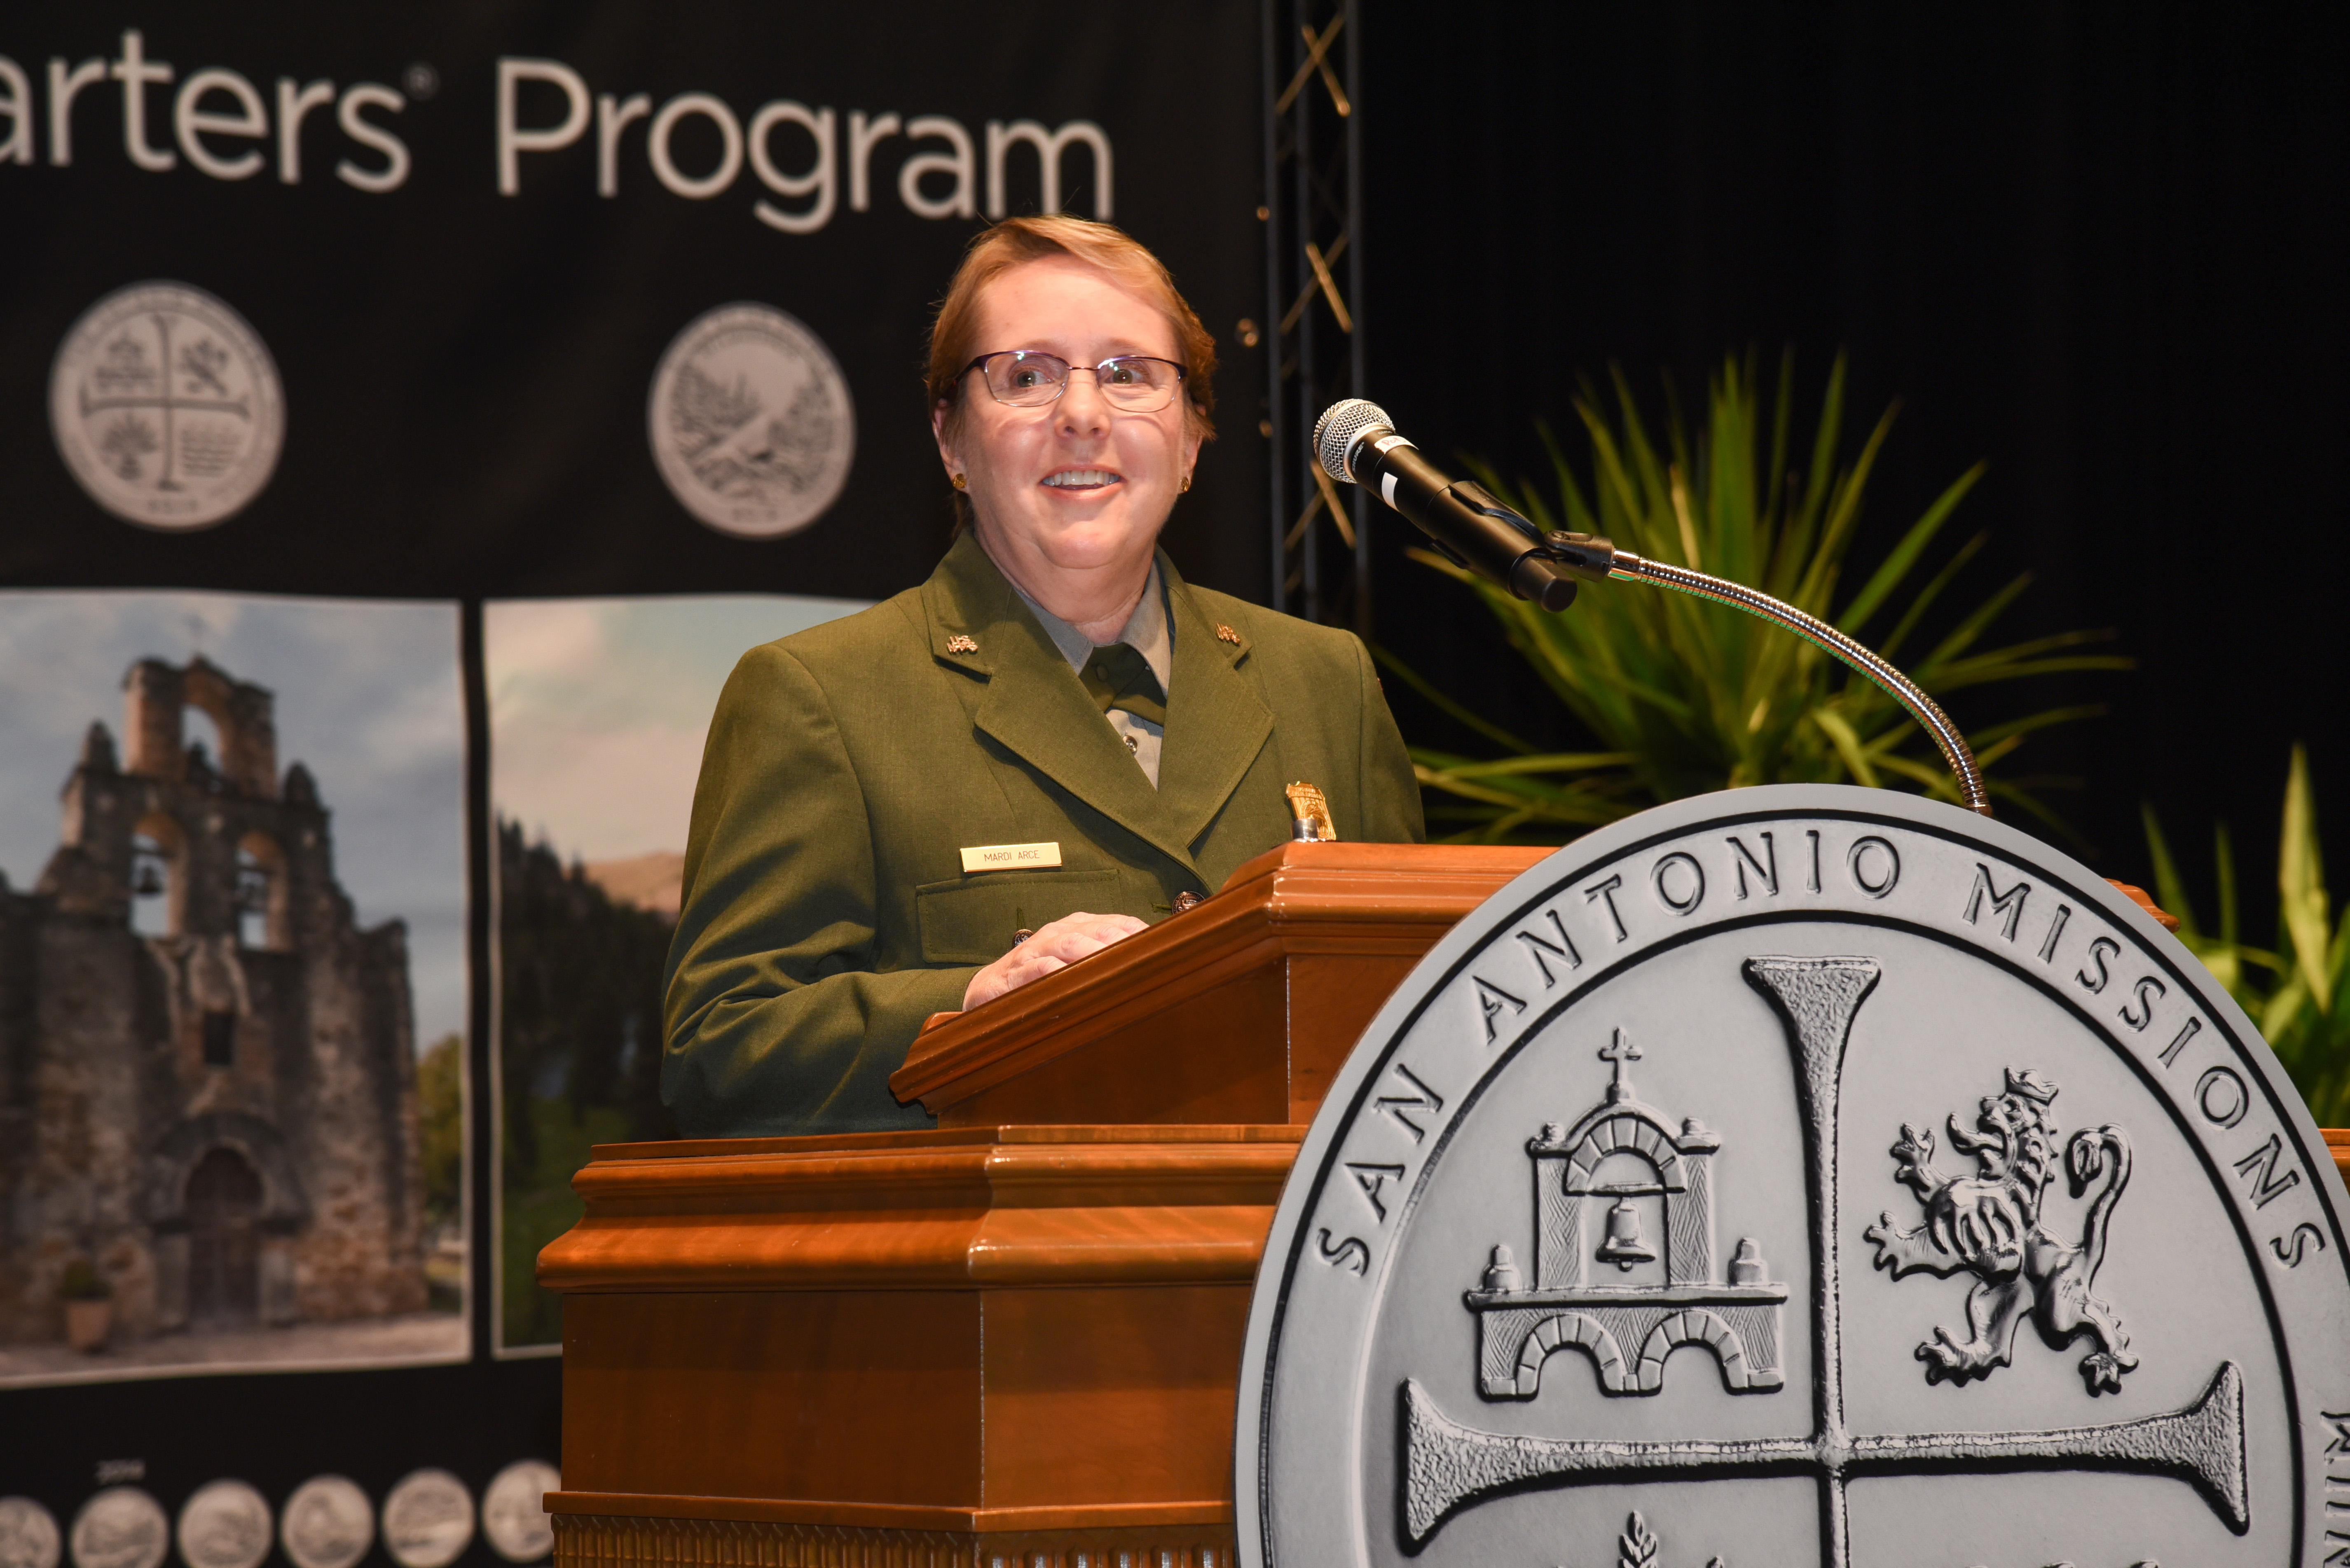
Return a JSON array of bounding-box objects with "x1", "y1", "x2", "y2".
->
[{"x1": 1313, "y1": 399, "x2": 1395, "y2": 485}]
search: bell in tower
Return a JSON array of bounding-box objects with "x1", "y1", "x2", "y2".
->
[{"x1": 1595, "y1": 1196, "x2": 1657, "y2": 1271}]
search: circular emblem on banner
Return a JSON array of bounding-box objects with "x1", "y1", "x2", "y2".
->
[
  {"x1": 646, "y1": 302, "x2": 854, "y2": 539},
  {"x1": 66, "y1": 1490, "x2": 165, "y2": 1568},
  {"x1": 173, "y1": 1482, "x2": 271, "y2": 1568},
  {"x1": 0, "y1": 1498, "x2": 62, "y2": 1568},
  {"x1": 379, "y1": 1471, "x2": 472, "y2": 1568},
  {"x1": 1238, "y1": 784, "x2": 2350, "y2": 1568},
  {"x1": 277, "y1": 1477, "x2": 372, "y2": 1568},
  {"x1": 49, "y1": 281, "x2": 285, "y2": 530},
  {"x1": 478, "y1": 1462, "x2": 558, "y2": 1563}
]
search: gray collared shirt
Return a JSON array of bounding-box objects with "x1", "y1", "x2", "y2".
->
[{"x1": 1008, "y1": 561, "x2": 1171, "y2": 787}]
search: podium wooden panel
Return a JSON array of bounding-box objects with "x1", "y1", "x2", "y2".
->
[{"x1": 539, "y1": 843, "x2": 1544, "y2": 1568}]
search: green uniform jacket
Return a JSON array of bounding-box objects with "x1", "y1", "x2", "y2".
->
[{"x1": 661, "y1": 529, "x2": 1425, "y2": 1137}]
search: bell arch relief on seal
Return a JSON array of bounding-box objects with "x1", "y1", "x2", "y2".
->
[{"x1": 1236, "y1": 786, "x2": 2350, "y2": 1568}]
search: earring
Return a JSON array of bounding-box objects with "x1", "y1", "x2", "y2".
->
[
  {"x1": 1179, "y1": 474, "x2": 1192, "y2": 493},
  {"x1": 950, "y1": 473, "x2": 968, "y2": 491}
]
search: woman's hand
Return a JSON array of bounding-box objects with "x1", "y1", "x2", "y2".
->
[{"x1": 962, "y1": 910, "x2": 1147, "y2": 1010}]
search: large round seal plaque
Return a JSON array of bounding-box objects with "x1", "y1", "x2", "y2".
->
[
  {"x1": 1238, "y1": 785, "x2": 2350, "y2": 1568},
  {"x1": 49, "y1": 281, "x2": 285, "y2": 530},
  {"x1": 646, "y1": 302, "x2": 854, "y2": 539}
]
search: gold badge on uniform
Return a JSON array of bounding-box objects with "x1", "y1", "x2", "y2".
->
[
  {"x1": 1216, "y1": 624, "x2": 1242, "y2": 645},
  {"x1": 946, "y1": 634, "x2": 978, "y2": 654},
  {"x1": 1285, "y1": 781, "x2": 1337, "y2": 842}
]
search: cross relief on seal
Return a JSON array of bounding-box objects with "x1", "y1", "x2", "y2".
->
[
  {"x1": 1404, "y1": 957, "x2": 2249, "y2": 1568},
  {"x1": 77, "y1": 315, "x2": 252, "y2": 491}
]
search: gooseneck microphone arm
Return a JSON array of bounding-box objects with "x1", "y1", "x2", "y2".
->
[
  {"x1": 1599, "y1": 549, "x2": 1991, "y2": 818},
  {"x1": 1313, "y1": 398, "x2": 1993, "y2": 818}
]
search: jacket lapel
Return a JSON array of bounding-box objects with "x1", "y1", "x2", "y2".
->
[
  {"x1": 922, "y1": 532, "x2": 1202, "y2": 877},
  {"x1": 1154, "y1": 554, "x2": 1274, "y2": 851}
]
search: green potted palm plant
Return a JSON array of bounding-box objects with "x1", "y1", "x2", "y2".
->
[
  {"x1": 2143, "y1": 747, "x2": 2350, "y2": 1128},
  {"x1": 59, "y1": 1257, "x2": 113, "y2": 1353},
  {"x1": 1383, "y1": 353, "x2": 2128, "y2": 837}
]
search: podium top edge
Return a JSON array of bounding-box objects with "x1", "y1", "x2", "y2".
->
[{"x1": 587, "y1": 1122, "x2": 1310, "y2": 1163}]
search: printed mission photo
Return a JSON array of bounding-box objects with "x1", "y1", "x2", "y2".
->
[
  {"x1": 0, "y1": 591, "x2": 470, "y2": 1384},
  {"x1": 484, "y1": 593, "x2": 861, "y2": 1349}
]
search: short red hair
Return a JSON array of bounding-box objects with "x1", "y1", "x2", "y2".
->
[{"x1": 927, "y1": 215, "x2": 1218, "y2": 443}]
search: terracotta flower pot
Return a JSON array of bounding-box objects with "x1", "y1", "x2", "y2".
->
[{"x1": 64, "y1": 1298, "x2": 112, "y2": 1353}]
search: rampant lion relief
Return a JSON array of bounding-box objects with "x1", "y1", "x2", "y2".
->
[{"x1": 1863, "y1": 1067, "x2": 2139, "y2": 1394}]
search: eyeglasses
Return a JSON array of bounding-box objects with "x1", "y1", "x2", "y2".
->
[{"x1": 963, "y1": 350, "x2": 1187, "y2": 413}]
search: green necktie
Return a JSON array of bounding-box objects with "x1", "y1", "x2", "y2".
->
[{"x1": 1079, "y1": 642, "x2": 1167, "y2": 726}]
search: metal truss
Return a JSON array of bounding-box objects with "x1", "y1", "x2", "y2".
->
[{"x1": 1261, "y1": 0, "x2": 1368, "y2": 632}]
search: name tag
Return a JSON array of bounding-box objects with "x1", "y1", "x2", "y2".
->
[{"x1": 960, "y1": 841, "x2": 1063, "y2": 873}]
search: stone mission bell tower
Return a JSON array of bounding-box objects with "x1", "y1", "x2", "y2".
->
[
  {"x1": 0, "y1": 656, "x2": 427, "y2": 1344},
  {"x1": 1465, "y1": 1029, "x2": 1789, "y2": 1400}
]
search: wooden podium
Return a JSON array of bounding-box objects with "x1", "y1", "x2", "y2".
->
[{"x1": 537, "y1": 842, "x2": 1545, "y2": 1568}]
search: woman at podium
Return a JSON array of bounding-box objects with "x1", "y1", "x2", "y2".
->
[{"x1": 660, "y1": 215, "x2": 1423, "y2": 1138}]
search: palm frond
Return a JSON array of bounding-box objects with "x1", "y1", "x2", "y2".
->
[
  {"x1": 1403, "y1": 353, "x2": 2128, "y2": 840},
  {"x1": 2144, "y1": 748, "x2": 2348, "y2": 1122}
]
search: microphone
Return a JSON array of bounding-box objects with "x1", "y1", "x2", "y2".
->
[
  {"x1": 1311, "y1": 401, "x2": 1997, "y2": 816},
  {"x1": 1313, "y1": 399, "x2": 1587, "y2": 611}
]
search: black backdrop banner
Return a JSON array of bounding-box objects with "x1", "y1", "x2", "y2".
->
[
  {"x1": 0, "y1": 2, "x2": 1269, "y2": 601},
  {"x1": 0, "y1": 2, "x2": 1267, "y2": 1560}
]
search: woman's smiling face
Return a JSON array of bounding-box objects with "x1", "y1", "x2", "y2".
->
[{"x1": 934, "y1": 253, "x2": 1201, "y2": 587}]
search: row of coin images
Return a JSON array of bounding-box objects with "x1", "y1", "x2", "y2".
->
[{"x1": 0, "y1": 1461, "x2": 560, "y2": 1568}]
